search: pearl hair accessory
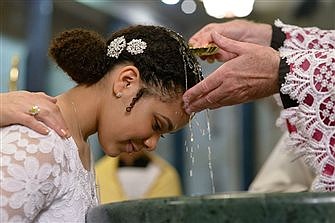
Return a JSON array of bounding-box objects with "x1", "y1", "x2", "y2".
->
[{"x1": 107, "y1": 36, "x2": 147, "y2": 58}]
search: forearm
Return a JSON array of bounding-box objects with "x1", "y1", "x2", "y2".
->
[{"x1": 271, "y1": 20, "x2": 335, "y2": 191}]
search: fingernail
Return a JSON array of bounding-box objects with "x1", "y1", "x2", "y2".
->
[
  {"x1": 45, "y1": 129, "x2": 50, "y2": 135},
  {"x1": 61, "y1": 129, "x2": 69, "y2": 138},
  {"x1": 183, "y1": 96, "x2": 189, "y2": 105},
  {"x1": 185, "y1": 108, "x2": 192, "y2": 115}
]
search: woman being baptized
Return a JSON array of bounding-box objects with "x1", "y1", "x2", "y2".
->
[{"x1": 0, "y1": 25, "x2": 202, "y2": 222}]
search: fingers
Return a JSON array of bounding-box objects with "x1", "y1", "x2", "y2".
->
[
  {"x1": 29, "y1": 92, "x2": 69, "y2": 138},
  {"x1": 2, "y1": 91, "x2": 69, "y2": 138},
  {"x1": 19, "y1": 110, "x2": 70, "y2": 138},
  {"x1": 189, "y1": 31, "x2": 212, "y2": 47},
  {"x1": 184, "y1": 82, "x2": 231, "y2": 114},
  {"x1": 183, "y1": 69, "x2": 222, "y2": 112},
  {"x1": 211, "y1": 32, "x2": 244, "y2": 55},
  {"x1": 20, "y1": 114, "x2": 50, "y2": 135},
  {"x1": 212, "y1": 32, "x2": 262, "y2": 56},
  {"x1": 35, "y1": 105, "x2": 70, "y2": 138},
  {"x1": 184, "y1": 94, "x2": 220, "y2": 114},
  {"x1": 195, "y1": 33, "x2": 240, "y2": 63},
  {"x1": 189, "y1": 23, "x2": 219, "y2": 47},
  {"x1": 214, "y1": 48, "x2": 238, "y2": 62},
  {"x1": 36, "y1": 92, "x2": 57, "y2": 103}
]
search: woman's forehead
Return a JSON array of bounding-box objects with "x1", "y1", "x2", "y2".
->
[{"x1": 166, "y1": 105, "x2": 190, "y2": 130}]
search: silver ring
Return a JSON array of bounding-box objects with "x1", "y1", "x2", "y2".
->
[{"x1": 28, "y1": 105, "x2": 40, "y2": 116}]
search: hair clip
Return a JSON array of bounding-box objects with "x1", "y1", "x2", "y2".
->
[
  {"x1": 107, "y1": 36, "x2": 126, "y2": 58},
  {"x1": 107, "y1": 36, "x2": 147, "y2": 58},
  {"x1": 126, "y1": 39, "x2": 147, "y2": 55}
]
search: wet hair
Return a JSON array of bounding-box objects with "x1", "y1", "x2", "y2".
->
[{"x1": 49, "y1": 25, "x2": 202, "y2": 104}]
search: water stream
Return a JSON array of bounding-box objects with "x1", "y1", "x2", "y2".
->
[
  {"x1": 166, "y1": 28, "x2": 215, "y2": 193},
  {"x1": 187, "y1": 110, "x2": 216, "y2": 194}
]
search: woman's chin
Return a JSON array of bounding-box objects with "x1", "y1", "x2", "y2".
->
[{"x1": 104, "y1": 149, "x2": 121, "y2": 157}]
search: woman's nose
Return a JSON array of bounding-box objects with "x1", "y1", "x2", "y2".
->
[{"x1": 144, "y1": 134, "x2": 160, "y2": 151}]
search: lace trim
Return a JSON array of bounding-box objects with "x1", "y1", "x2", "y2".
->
[
  {"x1": 275, "y1": 20, "x2": 335, "y2": 191},
  {"x1": 275, "y1": 19, "x2": 335, "y2": 51},
  {"x1": 0, "y1": 125, "x2": 98, "y2": 222}
]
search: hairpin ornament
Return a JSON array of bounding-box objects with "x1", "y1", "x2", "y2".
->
[{"x1": 107, "y1": 36, "x2": 147, "y2": 58}]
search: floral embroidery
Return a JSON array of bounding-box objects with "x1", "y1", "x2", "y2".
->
[
  {"x1": 0, "y1": 125, "x2": 98, "y2": 222},
  {"x1": 276, "y1": 20, "x2": 335, "y2": 191}
]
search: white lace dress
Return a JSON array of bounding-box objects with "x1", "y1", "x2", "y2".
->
[
  {"x1": 0, "y1": 125, "x2": 98, "y2": 222},
  {"x1": 275, "y1": 20, "x2": 335, "y2": 191}
]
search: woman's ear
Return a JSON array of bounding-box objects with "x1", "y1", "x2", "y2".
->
[{"x1": 113, "y1": 65, "x2": 140, "y2": 97}]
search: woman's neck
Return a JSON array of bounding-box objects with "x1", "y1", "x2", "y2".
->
[{"x1": 56, "y1": 85, "x2": 99, "y2": 170}]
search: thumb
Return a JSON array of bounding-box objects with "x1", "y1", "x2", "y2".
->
[{"x1": 211, "y1": 32, "x2": 244, "y2": 55}]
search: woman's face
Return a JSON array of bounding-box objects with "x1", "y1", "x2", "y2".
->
[{"x1": 98, "y1": 94, "x2": 189, "y2": 157}]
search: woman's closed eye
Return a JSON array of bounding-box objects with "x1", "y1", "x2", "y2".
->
[{"x1": 152, "y1": 119, "x2": 166, "y2": 138}]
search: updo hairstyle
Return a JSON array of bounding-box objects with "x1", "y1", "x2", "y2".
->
[{"x1": 49, "y1": 25, "x2": 202, "y2": 100}]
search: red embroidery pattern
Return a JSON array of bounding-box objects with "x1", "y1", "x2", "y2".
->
[{"x1": 276, "y1": 20, "x2": 335, "y2": 191}]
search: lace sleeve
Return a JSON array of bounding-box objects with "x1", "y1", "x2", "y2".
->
[
  {"x1": 0, "y1": 125, "x2": 65, "y2": 222},
  {"x1": 275, "y1": 19, "x2": 335, "y2": 51},
  {"x1": 278, "y1": 48, "x2": 335, "y2": 191}
]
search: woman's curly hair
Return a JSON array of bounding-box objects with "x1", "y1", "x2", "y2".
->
[{"x1": 49, "y1": 25, "x2": 202, "y2": 99}]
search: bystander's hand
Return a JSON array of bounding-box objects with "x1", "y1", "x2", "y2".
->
[{"x1": 0, "y1": 91, "x2": 69, "y2": 137}]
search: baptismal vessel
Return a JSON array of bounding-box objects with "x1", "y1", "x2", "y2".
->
[{"x1": 87, "y1": 192, "x2": 335, "y2": 223}]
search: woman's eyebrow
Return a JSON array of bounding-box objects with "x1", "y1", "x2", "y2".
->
[{"x1": 155, "y1": 113, "x2": 173, "y2": 131}]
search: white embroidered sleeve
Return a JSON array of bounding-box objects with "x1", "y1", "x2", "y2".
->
[
  {"x1": 278, "y1": 47, "x2": 335, "y2": 191},
  {"x1": 275, "y1": 19, "x2": 335, "y2": 51},
  {"x1": 0, "y1": 125, "x2": 64, "y2": 222}
]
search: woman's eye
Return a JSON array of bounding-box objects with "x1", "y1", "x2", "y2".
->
[
  {"x1": 153, "y1": 119, "x2": 168, "y2": 139},
  {"x1": 153, "y1": 120, "x2": 162, "y2": 131}
]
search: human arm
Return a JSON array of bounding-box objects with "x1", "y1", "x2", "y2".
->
[
  {"x1": 273, "y1": 22, "x2": 335, "y2": 191},
  {"x1": 277, "y1": 46, "x2": 335, "y2": 191},
  {"x1": 231, "y1": 21, "x2": 335, "y2": 191},
  {"x1": 185, "y1": 19, "x2": 335, "y2": 191},
  {"x1": 184, "y1": 19, "x2": 285, "y2": 112},
  {"x1": 0, "y1": 91, "x2": 69, "y2": 137},
  {"x1": 183, "y1": 32, "x2": 281, "y2": 113},
  {"x1": 188, "y1": 19, "x2": 335, "y2": 61},
  {"x1": 183, "y1": 19, "x2": 334, "y2": 112}
]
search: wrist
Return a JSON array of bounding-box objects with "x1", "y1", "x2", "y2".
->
[
  {"x1": 260, "y1": 24, "x2": 272, "y2": 46},
  {"x1": 270, "y1": 50, "x2": 281, "y2": 95}
]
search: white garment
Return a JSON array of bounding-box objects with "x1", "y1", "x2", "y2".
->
[
  {"x1": 249, "y1": 131, "x2": 315, "y2": 193},
  {"x1": 0, "y1": 125, "x2": 98, "y2": 222},
  {"x1": 275, "y1": 20, "x2": 335, "y2": 191},
  {"x1": 117, "y1": 163, "x2": 161, "y2": 199}
]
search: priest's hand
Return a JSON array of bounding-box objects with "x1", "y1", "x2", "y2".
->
[
  {"x1": 189, "y1": 19, "x2": 272, "y2": 63},
  {"x1": 183, "y1": 33, "x2": 280, "y2": 114}
]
